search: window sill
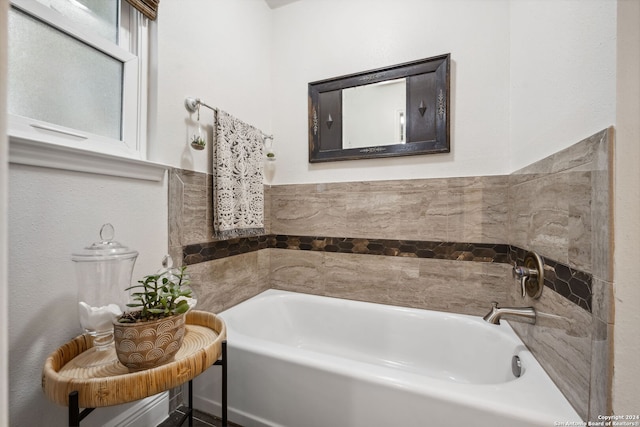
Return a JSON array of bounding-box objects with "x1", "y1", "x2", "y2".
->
[{"x1": 9, "y1": 136, "x2": 169, "y2": 182}]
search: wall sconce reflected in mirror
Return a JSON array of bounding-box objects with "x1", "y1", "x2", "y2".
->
[{"x1": 398, "y1": 110, "x2": 406, "y2": 144}]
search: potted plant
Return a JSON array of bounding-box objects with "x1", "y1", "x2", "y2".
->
[
  {"x1": 190, "y1": 134, "x2": 206, "y2": 150},
  {"x1": 113, "y1": 264, "x2": 194, "y2": 371}
]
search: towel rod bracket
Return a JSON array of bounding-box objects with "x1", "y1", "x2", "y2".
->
[
  {"x1": 186, "y1": 97, "x2": 217, "y2": 113},
  {"x1": 185, "y1": 97, "x2": 201, "y2": 113}
]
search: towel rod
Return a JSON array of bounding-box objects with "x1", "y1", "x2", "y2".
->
[{"x1": 185, "y1": 97, "x2": 273, "y2": 140}]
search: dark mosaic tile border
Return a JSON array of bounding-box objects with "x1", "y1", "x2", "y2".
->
[
  {"x1": 183, "y1": 234, "x2": 592, "y2": 313},
  {"x1": 272, "y1": 235, "x2": 511, "y2": 262},
  {"x1": 183, "y1": 235, "x2": 271, "y2": 265},
  {"x1": 183, "y1": 235, "x2": 509, "y2": 264}
]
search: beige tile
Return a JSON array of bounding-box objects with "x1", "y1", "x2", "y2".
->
[
  {"x1": 566, "y1": 170, "x2": 593, "y2": 272},
  {"x1": 346, "y1": 191, "x2": 428, "y2": 240},
  {"x1": 588, "y1": 320, "x2": 612, "y2": 419},
  {"x1": 168, "y1": 169, "x2": 184, "y2": 248},
  {"x1": 168, "y1": 245, "x2": 183, "y2": 269},
  {"x1": 413, "y1": 259, "x2": 509, "y2": 315},
  {"x1": 270, "y1": 176, "x2": 513, "y2": 243},
  {"x1": 509, "y1": 168, "x2": 593, "y2": 273},
  {"x1": 512, "y1": 128, "x2": 607, "y2": 176},
  {"x1": 169, "y1": 168, "x2": 215, "y2": 247},
  {"x1": 323, "y1": 252, "x2": 413, "y2": 305},
  {"x1": 187, "y1": 251, "x2": 269, "y2": 313},
  {"x1": 591, "y1": 167, "x2": 613, "y2": 282},
  {"x1": 264, "y1": 185, "x2": 272, "y2": 234},
  {"x1": 421, "y1": 189, "x2": 449, "y2": 241},
  {"x1": 508, "y1": 129, "x2": 610, "y2": 276},
  {"x1": 352, "y1": 178, "x2": 449, "y2": 192},
  {"x1": 178, "y1": 169, "x2": 209, "y2": 187},
  {"x1": 450, "y1": 186, "x2": 509, "y2": 244},
  {"x1": 270, "y1": 193, "x2": 347, "y2": 236},
  {"x1": 510, "y1": 173, "x2": 571, "y2": 265},
  {"x1": 509, "y1": 287, "x2": 592, "y2": 419},
  {"x1": 481, "y1": 188, "x2": 511, "y2": 244},
  {"x1": 460, "y1": 261, "x2": 511, "y2": 309},
  {"x1": 591, "y1": 278, "x2": 614, "y2": 324},
  {"x1": 269, "y1": 248, "x2": 326, "y2": 295},
  {"x1": 270, "y1": 182, "x2": 347, "y2": 196},
  {"x1": 445, "y1": 190, "x2": 465, "y2": 243}
]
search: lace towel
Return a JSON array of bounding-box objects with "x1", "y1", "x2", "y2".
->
[{"x1": 213, "y1": 109, "x2": 265, "y2": 238}]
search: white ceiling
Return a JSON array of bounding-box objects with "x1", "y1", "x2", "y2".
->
[{"x1": 264, "y1": 0, "x2": 300, "y2": 9}]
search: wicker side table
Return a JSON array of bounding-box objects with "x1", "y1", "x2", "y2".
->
[{"x1": 42, "y1": 310, "x2": 227, "y2": 427}]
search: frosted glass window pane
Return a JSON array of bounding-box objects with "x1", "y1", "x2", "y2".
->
[
  {"x1": 35, "y1": 0, "x2": 118, "y2": 42},
  {"x1": 8, "y1": 7, "x2": 123, "y2": 140}
]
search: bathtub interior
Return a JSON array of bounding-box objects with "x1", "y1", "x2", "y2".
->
[
  {"x1": 194, "y1": 289, "x2": 582, "y2": 427},
  {"x1": 222, "y1": 290, "x2": 526, "y2": 384}
]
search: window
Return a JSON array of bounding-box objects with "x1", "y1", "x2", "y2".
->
[{"x1": 7, "y1": 0, "x2": 149, "y2": 160}]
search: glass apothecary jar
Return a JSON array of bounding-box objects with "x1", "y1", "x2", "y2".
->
[{"x1": 72, "y1": 224, "x2": 138, "y2": 351}]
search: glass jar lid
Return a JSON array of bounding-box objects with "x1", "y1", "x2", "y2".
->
[{"x1": 71, "y1": 223, "x2": 139, "y2": 261}]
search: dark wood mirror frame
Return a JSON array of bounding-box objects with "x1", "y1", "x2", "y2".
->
[{"x1": 308, "y1": 53, "x2": 450, "y2": 163}]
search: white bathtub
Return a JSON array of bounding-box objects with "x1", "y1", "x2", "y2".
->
[{"x1": 194, "y1": 289, "x2": 581, "y2": 427}]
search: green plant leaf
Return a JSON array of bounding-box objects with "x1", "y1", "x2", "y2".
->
[
  {"x1": 174, "y1": 302, "x2": 189, "y2": 314},
  {"x1": 122, "y1": 263, "x2": 194, "y2": 320}
]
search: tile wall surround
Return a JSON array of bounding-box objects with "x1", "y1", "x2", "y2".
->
[
  {"x1": 183, "y1": 235, "x2": 594, "y2": 311},
  {"x1": 269, "y1": 175, "x2": 510, "y2": 243},
  {"x1": 505, "y1": 127, "x2": 613, "y2": 420},
  {"x1": 168, "y1": 127, "x2": 612, "y2": 422}
]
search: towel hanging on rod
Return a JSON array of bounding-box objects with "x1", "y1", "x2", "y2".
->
[{"x1": 212, "y1": 108, "x2": 265, "y2": 238}]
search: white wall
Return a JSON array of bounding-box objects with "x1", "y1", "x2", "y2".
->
[
  {"x1": 151, "y1": 0, "x2": 618, "y2": 182},
  {"x1": 0, "y1": 1, "x2": 9, "y2": 426},
  {"x1": 7, "y1": 166, "x2": 168, "y2": 427},
  {"x1": 150, "y1": 0, "x2": 273, "y2": 173},
  {"x1": 269, "y1": 0, "x2": 511, "y2": 184},
  {"x1": 614, "y1": 0, "x2": 640, "y2": 414},
  {"x1": 509, "y1": 0, "x2": 617, "y2": 171}
]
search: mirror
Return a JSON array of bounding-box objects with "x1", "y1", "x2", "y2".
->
[
  {"x1": 342, "y1": 78, "x2": 407, "y2": 148},
  {"x1": 308, "y1": 53, "x2": 450, "y2": 163}
]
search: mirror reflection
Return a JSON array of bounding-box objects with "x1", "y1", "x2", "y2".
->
[{"x1": 342, "y1": 78, "x2": 406, "y2": 149}]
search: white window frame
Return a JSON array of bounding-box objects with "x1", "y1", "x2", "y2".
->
[{"x1": 8, "y1": 0, "x2": 150, "y2": 162}]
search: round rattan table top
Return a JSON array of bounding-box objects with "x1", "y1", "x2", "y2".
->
[{"x1": 42, "y1": 310, "x2": 226, "y2": 408}]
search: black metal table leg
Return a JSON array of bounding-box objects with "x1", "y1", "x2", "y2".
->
[
  {"x1": 188, "y1": 380, "x2": 193, "y2": 427},
  {"x1": 68, "y1": 391, "x2": 94, "y2": 427},
  {"x1": 69, "y1": 391, "x2": 79, "y2": 427},
  {"x1": 214, "y1": 340, "x2": 228, "y2": 427},
  {"x1": 222, "y1": 340, "x2": 227, "y2": 427}
]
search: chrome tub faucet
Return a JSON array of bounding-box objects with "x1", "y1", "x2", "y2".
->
[
  {"x1": 483, "y1": 302, "x2": 536, "y2": 325},
  {"x1": 513, "y1": 252, "x2": 545, "y2": 299}
]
